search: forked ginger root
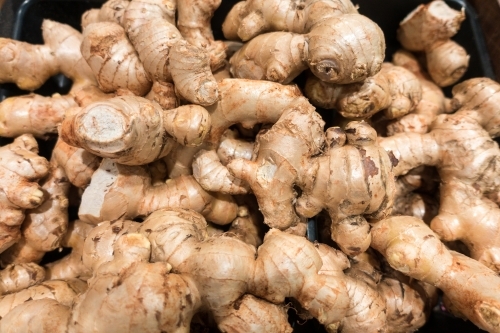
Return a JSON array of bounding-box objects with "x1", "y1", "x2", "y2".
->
[
  {"x1": 305, "y1": 63, "x2": 422, "y2": 119},
  {"x1": 372, "y1": 216, "x2": 500, "y2": 333},
  {"x1": 398, "y1": 0, "x2": 469, "y2": 86}
]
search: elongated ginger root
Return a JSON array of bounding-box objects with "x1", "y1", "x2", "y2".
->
[
  {"x1": 0, "y1": 278, "x2": 87, "y2": 318},
  {"x1": 305, "y1": 63, "x2": 422, "y2": 119},
  {"x1": 79, "y1": 158, "x2": 238, "y2": 225},
  {"x1": 81, "y1": 0, "x2": 129, "y2": 28},
  {"x1": 379, "y1": 78, "x2": 500, "y2": 271},
  {"x1": 398, "y1": 1, "x2": 469, "y2": 86},
  {"x1": 121, "y1": 0, "x2": 218, "y2": 105},
  {"x1": 372, "y1": 216, "x2": 500, "y2": 333},
  {"x1": 217, "y1": 129, "x2": 255, "y2": 165},
  {"x1": 0, "y1": 135, "x2": 49, "y2": 254},
  {"x1": 0, "y1": 263, "x2": 45, "y2": 295},
  {"x1": 0, "y1": 93, "x2": 77, "y2": 138},
  {"x1": 81, "y1": 22, "x2": 152, "y2": 96},
  {"x1": 61, "y1": 96, "x2": 211, "y2": 165},
  {"x1": 222, "y1": 0, "x2": 357, "y2": 42},
  {"x1": 228, "y1": 97, "x2": 325, "y2": 229},
  {"x1": 229, "y1": 13, "x2": 385, "y2": 84},
  {"x1": 0, "y1": 20, "x2": 95, "y2": 91}
]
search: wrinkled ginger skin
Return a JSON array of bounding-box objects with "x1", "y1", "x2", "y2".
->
[
  {"x1": 296, "y1": 123, "x2": 395, "y2": 256},
  {"x1": 222, "y1": 0, "x2": 358, "y2": 42},
  {"x1": 0, "y1": 135, "x2": 49, "y2": 254},
  {"x1": 0, "y1": 278, "x2": 87, "y2": 318},
  {"x1": 0, "y1": 20, "x2": 95, "y2": 92},
  {"x1": 379, "y1": 102, "x2": 500, "y2": 271},
  {"x1": 229, "y1": 14, "x2": 385, "y2": 85},
  {"x1": 81, "y1": 0, "x2": 129, "y2": 28},
  {"x1": 217, "y1": 129, "x2": 255, "y2": 165},
  {"x1": 371, "y1": 216, "x2": 500, "y2": 333},
  {"x1": 52, "y1": 138, "x2": 100, "y2": 189},
  {"x1": 145, "y1": 81, "x2": 178, "y2": 110},
  {"x1": 81, "y1": 22, "x2": 152, "y2": 96},
  {"x1": 205, "y1": 78, "x2": 303, "y2": 146},
  {"x1": 0, "y1": 93, "x2": 77, "y2": 138},
  {"x1": 122, "y1": 0, "x2": 219, "y2": 105},
  {"x1": 0, "y1": 263, "x2": 45, "y2": 295},
  {"x1": 79, "y1": 158, "x2": 238, "y2": 225},
  {"x1": 176, "y1": 0, "x2": 227, "y2": 71},
  {"x1": 305, "y1": 63, "x2": 422, "y2": 119},
  {"x1": 228, "y1": 98, "x2": 325, "y2": 230},
  {"x1": 397, "y1": 1, "x2": 469, "y2": 87},
  {"x1": 60, "y1": 96, "x2": 211, "y2": 165}
]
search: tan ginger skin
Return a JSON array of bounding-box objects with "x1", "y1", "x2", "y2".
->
[
  {"x1": 81, "y1": 22, "x2": 152, "y2": 96},
  {"x1": 176, "y1": 0, "x2": 227, "y2": 71},
  {"x1": 387, "y1": 50, "x2": 452, "y2": 135},
  {"x1": 60, "y1": 96, "x2": 211, "y2": 165},
  {"x1": 0, "y1": 135, "x2": 50, "y2": 255},
  {"x1": 372, "y1": 216, "x2": 500, "y2": 333},
  {"x1": 229, "y1": 14, "x2": 385, "y2": 85},
  {"x1": 305, "y1": 62, "x2": 422, "y2": 119},
  {"x1": 295, "y1": 122, "x2": 395, "y2": 256},
  {"x1": 0, "y1": 263, "x2": 45, "y2": 295},
  {"x1": 398, "y1": 1, "x2": 469, "y2": 87},
  {"x1": 379, "y1": 78, "x2": 500, "y2": 272},
  {"x1": 0, "y1": 161, "x2": 70, "y2": 266},
  {"x1": 121, "y1": 0, "x2": 218, "y2": 106},
  {"x1": 78, "y1": 158, "x2": 238, "y2": 225}
]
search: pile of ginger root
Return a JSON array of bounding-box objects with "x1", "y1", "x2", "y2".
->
[{"x1": 0, "y1": 0, "x2": 500, "y2": 332}]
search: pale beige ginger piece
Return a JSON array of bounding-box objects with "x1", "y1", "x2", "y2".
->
[
  {"x1": 295, "y1": 123, "x2": 396, "y2": 256},
  {"x1": 51, "y1": 138, "x2": 101, "y2": 189},
  {"x1": 177, "y1": 0, "x2": 227, "y2": 71},
  {"x1": 164, "y1": 143, "x2": 201, "y2": 178},
  {"x1": 60, "y1": 96, "x2": 211, "y2": 165},
  {"x1": 305, "y1": 62, "x2": 422, "y2": 119},
  {"x1": 0, "y1": 298, "x2": 72, "y2": 333},
  {"x1": 0, "y1": 93, "x2": 77, "y2": 138},
  {"x1": 222, "y1": 0, "x2": 358, "y2": 41},
  {"x1": 70, "y1": 233, "x2": 201, "y2": 333},
  {"x1": 205, "y1": 78, "x2": 302, "y2": 146},
  {"x1": 81, "y1": 22, "x2": 152, "y2": 96},
  {"x1": 372, "y1": 216, "x2": 500, "y2": 333},
  {"x1": 387, "y1": 50, "x2": 452, "y2": 135},
  {"x1": 0, "y1": 161, "x2": 70, "y2": 266},
  {"x1": 316, "y1": 244, "x2": 388, "y2": 333},
  {"x1": 217, "y1": 294, "x2": 292, "y2": 333},
  {"x1": 0, "y1": 263, "x2": 45, "y2": 295},
  {"x1": 0, "y1": 20, "x2": 95, "y2": 92},
  {"x1": 227, "y1": 97, "x2": 325, "y2": 230},
  {"x1": 122, "y1": 0, "x2": 218, "y2": 106},
  {"x1": 0, "y1": 134, "x2": 49, "y2": 254},
  {"x1": 378, "y1": 79, "x2": 500, "y2": 271},
  {"x1": 193, "y1": 149, "x2": 250, "y2": 194},
  {"x1": 138, "y1": 209, "x2": 340, "y2": 331},
  {"x1": 81, "y1": 0, "x2": 130, "y2": 28},
  {"x1": 217, "y1": 128, "x2": 255, "y2": 165},
  {"x1": 398, "y1": 0, "x2": 469, "y2": 86},
  {"x1": 0, "y1": 278, "x2": 87, "y2": 318},
  {"x1": 45, "y1": 220, "x2": 94, "y2": 281},
  {"x1": 229, "y1": 14, "x2": 385, "y2": 85},
  {"x1": 145, "y1": 81, "x2": 178, "y2": 110},
  {"x1": 79, "y1": 159, "x2": 238, "y2": 225}
]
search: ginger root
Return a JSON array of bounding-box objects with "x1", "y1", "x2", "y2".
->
[
  {"x1": 305, "y1": 63, "x2": 422, "y2": 119},
  {"x1": 398, "y1": 0, "x2": 469, "y2": 86}
]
